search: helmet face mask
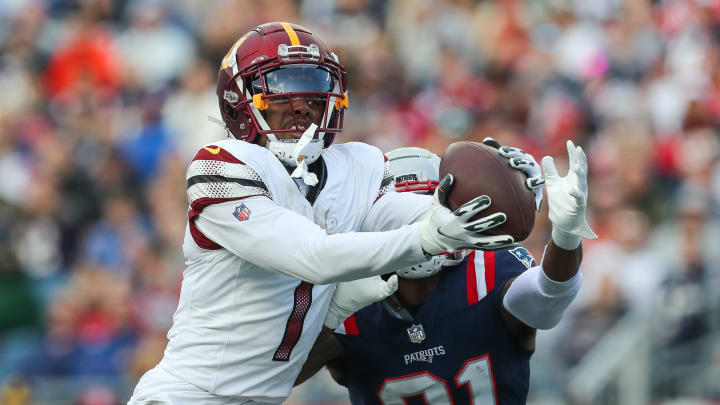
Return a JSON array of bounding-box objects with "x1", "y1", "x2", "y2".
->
[
  {"x1": 394, "y1": 179, "x2": 440, "y2": 193},
  {"x1": 252, "y1": 65, "x2": 335, "y2": 97},
  {"x1": 250, "y1": 65, "x2": 337, "y2": 139},
  {"x1": 216, "y1": 23, "x2": 348, "y2": 167}
]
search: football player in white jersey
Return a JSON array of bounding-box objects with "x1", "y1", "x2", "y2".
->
[{"x1": 128, "y1": 22, "x2": 520, "y2": 405}]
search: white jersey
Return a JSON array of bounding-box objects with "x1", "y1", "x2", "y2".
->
[{"x1": 130, "y1": 140, "x2": 430, "y2": 405}]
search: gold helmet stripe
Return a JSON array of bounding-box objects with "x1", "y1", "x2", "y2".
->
[
  {"x1": 279, "y1": 22, "x2": 301, "y2": 46},
  {"x1": 221, "y1": 35, "x2": 249, "y2": 69}
]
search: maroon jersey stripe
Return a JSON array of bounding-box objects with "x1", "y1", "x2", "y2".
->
[
  {"x1": 187, "y1": 195, "x2": 268, "y2": 249},
  {"x1": 273, "y1": 281, "x2": 314, "y2": 361},
  {"x1": 189, "y1": 220, "x2": 222, "y2": 250}
]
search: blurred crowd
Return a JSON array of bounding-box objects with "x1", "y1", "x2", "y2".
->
[{"x1": 1, "y1": 0, "x2": 719, "y2": 404}]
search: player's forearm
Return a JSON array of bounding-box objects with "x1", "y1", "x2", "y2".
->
[
  {"x1": 361, "y1": 192, "x2": 431, "y2": 231},
  {"x1": 295, "y1": 327, "x2": 343, "y2": 386},
  {"x1": 197, "y1": 199, "x2": 426, "y2": 284},
  {"x1": 257, "y1": 222, "x2": 425, "y2": 284},
  {"x1": 541, "y1": 238, "x2": 582, "y2": 282}
]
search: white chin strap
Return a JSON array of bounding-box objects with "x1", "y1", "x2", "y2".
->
[
  {"x1": 244, "y1": 86, "x2": 325, "y2": 186},
  {"x1": 397, "y1": 251, "x2": 466, "y2": 279},
  {"x1": 266, "y1": 123, "x2": 322, "y2": 185}
]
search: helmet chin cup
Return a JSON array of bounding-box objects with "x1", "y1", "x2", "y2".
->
[
  {"x1": 396, "y1": 250, "x2": 466, "y2": 279},
  {"x1": 265, "y1": 137, "x2": 323, "y2": 167},
  {"x1": 397, "y1": 255, "x2": 447, "y2": 279}
]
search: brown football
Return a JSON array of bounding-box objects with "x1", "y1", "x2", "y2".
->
[{"x1": 439, "y1": 141, "x2": 536, "y2": 242}]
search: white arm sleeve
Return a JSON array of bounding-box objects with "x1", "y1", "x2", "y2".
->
[
  {"x1": 195, "y1": 197, "x2": 426, "y2": 284},
  {"x1": 361, "y1": 192, "x2": 431, "y2": 232},
  {"x1": 502, "y1": 266, "x2": 582, "y2": 330}
]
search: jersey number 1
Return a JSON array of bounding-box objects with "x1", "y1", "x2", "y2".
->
[{"x1": 378, "y1": 355, "x2": 496, "y2": 405}]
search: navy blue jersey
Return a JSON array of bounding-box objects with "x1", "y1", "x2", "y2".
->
[{"x1": 334, "y1": 247, "x2": 537, "y2": 405}]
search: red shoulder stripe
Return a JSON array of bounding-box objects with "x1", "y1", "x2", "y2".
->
[
  {"x1": 466, "y1": 250, "x2": 479, "y2": 305},
  {"x1": 484, "y1": 251, "x2": 496, "y2": 292},
  {"x1": 192, "y1": 146, "x2": 244, "y2": 164},
  {"x1": 343, "y1": 314, "x2": 359, "y2": 335}
]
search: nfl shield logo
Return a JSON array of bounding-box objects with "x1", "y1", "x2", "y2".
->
[
  {"x1": 233, "y1": 204, "x2": 251, "y2": 221},
  {"x1": 407, "y1": 324, "x2": 426, "y2": 344}
]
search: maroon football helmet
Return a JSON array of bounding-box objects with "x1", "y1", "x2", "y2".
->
[{"x1": 216, "y1": 22, "x2": 348, "y2": 148}]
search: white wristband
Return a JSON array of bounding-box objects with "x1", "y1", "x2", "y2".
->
[
  {"x1": 551, "y1": 226, "x2": 581, "y2": 250},
  {"x1": 503, "y1": 266, "x2": 582, "y2": 330}
]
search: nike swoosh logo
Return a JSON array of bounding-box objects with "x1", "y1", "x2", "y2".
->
[
  {"x1": 437, "y1": 229, "x2": 462, "y2": 241},
  {"x1": 203, "y1": 146, "x2": 221, "y2": 154}
]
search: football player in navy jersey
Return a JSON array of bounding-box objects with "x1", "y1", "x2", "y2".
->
[{"x1": 295, "y1": 141, "x2": 596, "y2": 405}]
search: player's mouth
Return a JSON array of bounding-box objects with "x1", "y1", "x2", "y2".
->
[{"x1": 283, "y1": 119, "x2": 313, "y2": 138}]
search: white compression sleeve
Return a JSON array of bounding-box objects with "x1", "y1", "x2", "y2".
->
[
  {"x1": 361, "y1": 191, "x2": 431, "y2": 232},
  {"x1": 195, "y1": 198, "x2": 426, "y2": 284},
  {"x1": 502, "y1": 266, "x2": 582, "y2": 330}
]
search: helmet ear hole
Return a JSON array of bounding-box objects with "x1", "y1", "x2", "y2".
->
[{"x1": 226, "y1": 105, "x2": 238, "y2": 120}]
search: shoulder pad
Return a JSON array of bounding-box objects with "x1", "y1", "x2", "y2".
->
[
  {"x1": 329, "y1": 143, "x2": 389, "y2": 201},
  {"x1": 186, "y1": 144, "x2": 272, "y2": 207}
]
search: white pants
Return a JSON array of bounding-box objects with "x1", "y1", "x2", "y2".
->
[{"x1": 128, "y1": 365, "x2": 262, "y2": 405}]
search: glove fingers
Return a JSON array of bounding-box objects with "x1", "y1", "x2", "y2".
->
[
  {"x1": 566, "y1": 140, "x2": 577, "y2": 172},
  {"x1": 436, "y1": 174, "x2": 454, "y2": 207},
  {"x1": 499, "y1": 146, "x2": 527, "y2": 159},
  {"x1": 383, "y1": 275, "x2": 399, "y2": 296},
  {"x1": 575, "y1": 146, "x2": 589, "y2": 193},
  {"x1": 569, "y1": 188, "x2": 585, "y2": 203},
  {"x1": 454, "y1": 195, "x2": 491, "y2": 219},
  {"x1": 576, "y1": 145, "x2": 588, "y2": 171},
  {"x1": 527, "y1": 176, "x2": 545, "y2": 189},
  {"x1": 482, "y1": 137, "x2": 501, "y2": 149},
  {"x1": 541, "y1": 156, "x2": 559, "y2": 182},
  {"x1": 533, "y1": 189, "x2": 544, "y2": 211},
  {"x1": 510, "y1": 158, "x2": 543, "y2": 179},
  {"x1": 472, "y1": 234, "x2": 515, "y2": 250},
  {"x1": 464, "y1": 212, "x2": 507, "y2": 232}
]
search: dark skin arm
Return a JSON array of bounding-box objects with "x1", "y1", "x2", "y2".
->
[
  {"x1": 294, "y1": 326, "x2": 345, "y2": 386},
  {"x1": 500, "y1": 240, "x2": 583, "y2": 351}
]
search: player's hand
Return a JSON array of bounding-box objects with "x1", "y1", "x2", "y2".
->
[
  {"x1": 419, "y1": 174, "x2": 515, "y2": 254},
  {"x1": 541, "y1": 140, "x2": 597, "y2": 249},
  {"x1": 483, "y1": 137, "x2": 544, "y2": 211},
  {"x1": 324, "y1": 275, "x2": 399, "y2": 329}
]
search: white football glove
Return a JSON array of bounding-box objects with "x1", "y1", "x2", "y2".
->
[
  {"x1": 541, "y1": 140, "x2": 598, "y2": 250},
  {"x1": 324, "y1": 275, "x2": 399, "y2": 329},
  {"x1": 483, "y1": 137, "x2": 545, "y2": 211},
  {"x1": 419, "y1": 174, "x2": 515, "y2": 254}
]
